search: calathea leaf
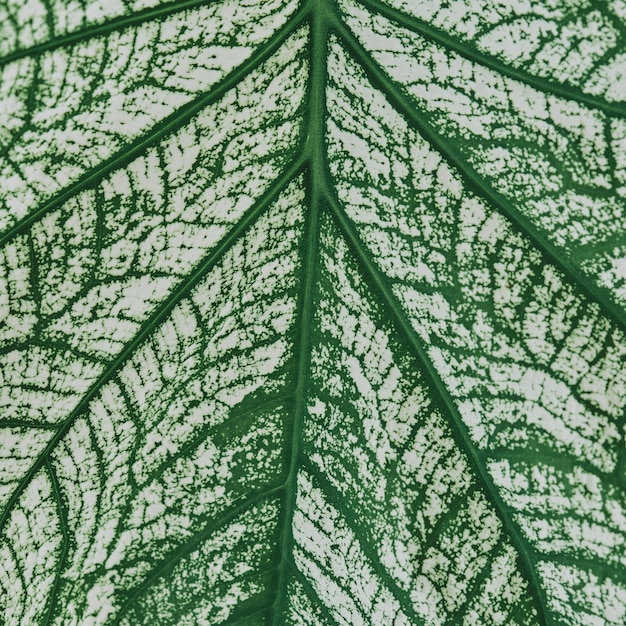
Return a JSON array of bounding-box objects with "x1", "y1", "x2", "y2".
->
[{"x1": 0, "y1": 0, "x2": 625, "y2": 624}]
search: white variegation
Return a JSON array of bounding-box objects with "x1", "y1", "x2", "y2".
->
[
  {"x1": 328, "y1": 28, "x2": 626, "y2": 624},
  {"x1": 0, "y1": 0, "x2": 298, "y2": 229},
  {"x1": 0, "y1": 0, "x2": 624, "y2": 624}
]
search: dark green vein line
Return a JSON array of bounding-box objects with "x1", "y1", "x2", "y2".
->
[
  {"x1": 572, "y1": 229, "x2": 626, "y2": 261},
  {"x1": 0, "y1": 156, "x2": 304, "y2": 535},
  {"x1": 289, "y1": 561, "x2": 341, "y2": 626},
  {"x1": 0, "y1": 338, "x2": 101, "y2": 362},
  {"x1": 485, "y1": 446, "x2": 618, "y2": 485},
  {"x1": 271, "y1": 4, "x2": 326, "y2": 621},
  {"x1": 0, "y1": 420, "x2": 60, "y2": 430},
  {"x1": 43, "y1": 458, "x2": 69, "y2": 626},
  {"x1": 111, "y1": 484, "x2": 285, "y2": 625},
  {"x1": 109, "y1": 395, "x2": 290, "y2": 554},
  {"x1": 431, "y1": 342, "x2": 611, "y2": 425},
  {"x1": 356, "y1": 0, "x2": 626, "y2": 118},
  {"x1": 222, "y1": 606, "x2": 272, "y2": 626},
  {"x1": 136, "y1": 395, "x2": 289, "y2": 495},
  {"x1": 26, "y1": 232, "x2": 41, "y2": 327},
  {"x1": 0, "y1": 0, "x2": 213, "y2": 67},
  {"x1": 0, "y1": 3, "x2": 309, "y2": 246},
  {"x1": 334, "y1": 18, "x2": 626, "y2": 341},
  {"x1": 4, "y1": 540, "x2": 27, "y2": 624},
  {"x1": 293, "y1": 543, "x2": 371, "y2": 624},
  {"x1": 302, "y1": 460, "x2": 427, "y2": 626},
  {"x1": 325, "y1": 189, "x2": 550, "y2": 626},
  {"x1": 445, "y1": 535, "x2": 506, "y2": 626},
  {"x1": 545, "y1": 554, "x2": 626, "y2": 583},
  {"x1": 421, "y1": 485, "x2": 479, "y2": 557}
]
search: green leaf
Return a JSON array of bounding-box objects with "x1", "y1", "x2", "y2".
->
[{"x1": 0, "y1": 0, "x2": 625, "y2": 624}]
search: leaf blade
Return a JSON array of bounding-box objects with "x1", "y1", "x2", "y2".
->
[{"x1": 2, "y1": 0, "x2": 626, "y2": 624}]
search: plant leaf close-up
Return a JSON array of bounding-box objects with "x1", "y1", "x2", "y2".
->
[{"x1": 1, "y1": 0, "x2": 626, "y2": 624}]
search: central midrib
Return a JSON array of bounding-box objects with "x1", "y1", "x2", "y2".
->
[{"x1": 270, "y1": 0, "x2": 329, "y2": 622}]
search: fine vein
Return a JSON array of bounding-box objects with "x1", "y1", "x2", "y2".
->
[
  {"x1": 0, "y1": 3, "x2": 308, "y2": 246},
  {"x1": 0, "y1": 157, "x2": 304, "y2": 534},
  {"x1": 334, "y1": 16, "x2": 626, "y2": 338},
  {"x1": 326, "y1": 187, "x2": 550, "y2": 626}
]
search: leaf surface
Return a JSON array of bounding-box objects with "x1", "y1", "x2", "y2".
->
[{"x1": 0, "y1": 0, "x2": 625, "y2": 624}]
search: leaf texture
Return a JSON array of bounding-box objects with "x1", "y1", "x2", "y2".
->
[{"x1": 0, "y1": 0, "x2": 625, "y2": 624}]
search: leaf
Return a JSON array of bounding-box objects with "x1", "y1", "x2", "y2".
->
[{"x1": 0, "y1": 0, "x2": 625, "y2": 624}]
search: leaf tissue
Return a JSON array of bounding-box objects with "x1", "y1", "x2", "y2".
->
[{"x1": 0, "y1": 0, "x2": 625, "y2": 624}]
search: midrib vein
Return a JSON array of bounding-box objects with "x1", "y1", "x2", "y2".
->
[
  {"x1": 271, "y1": 2, "x2": 327, "y2": 623},
  {"x1": 0, "y1": 4, "x2": 308, "y2": 247}
]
